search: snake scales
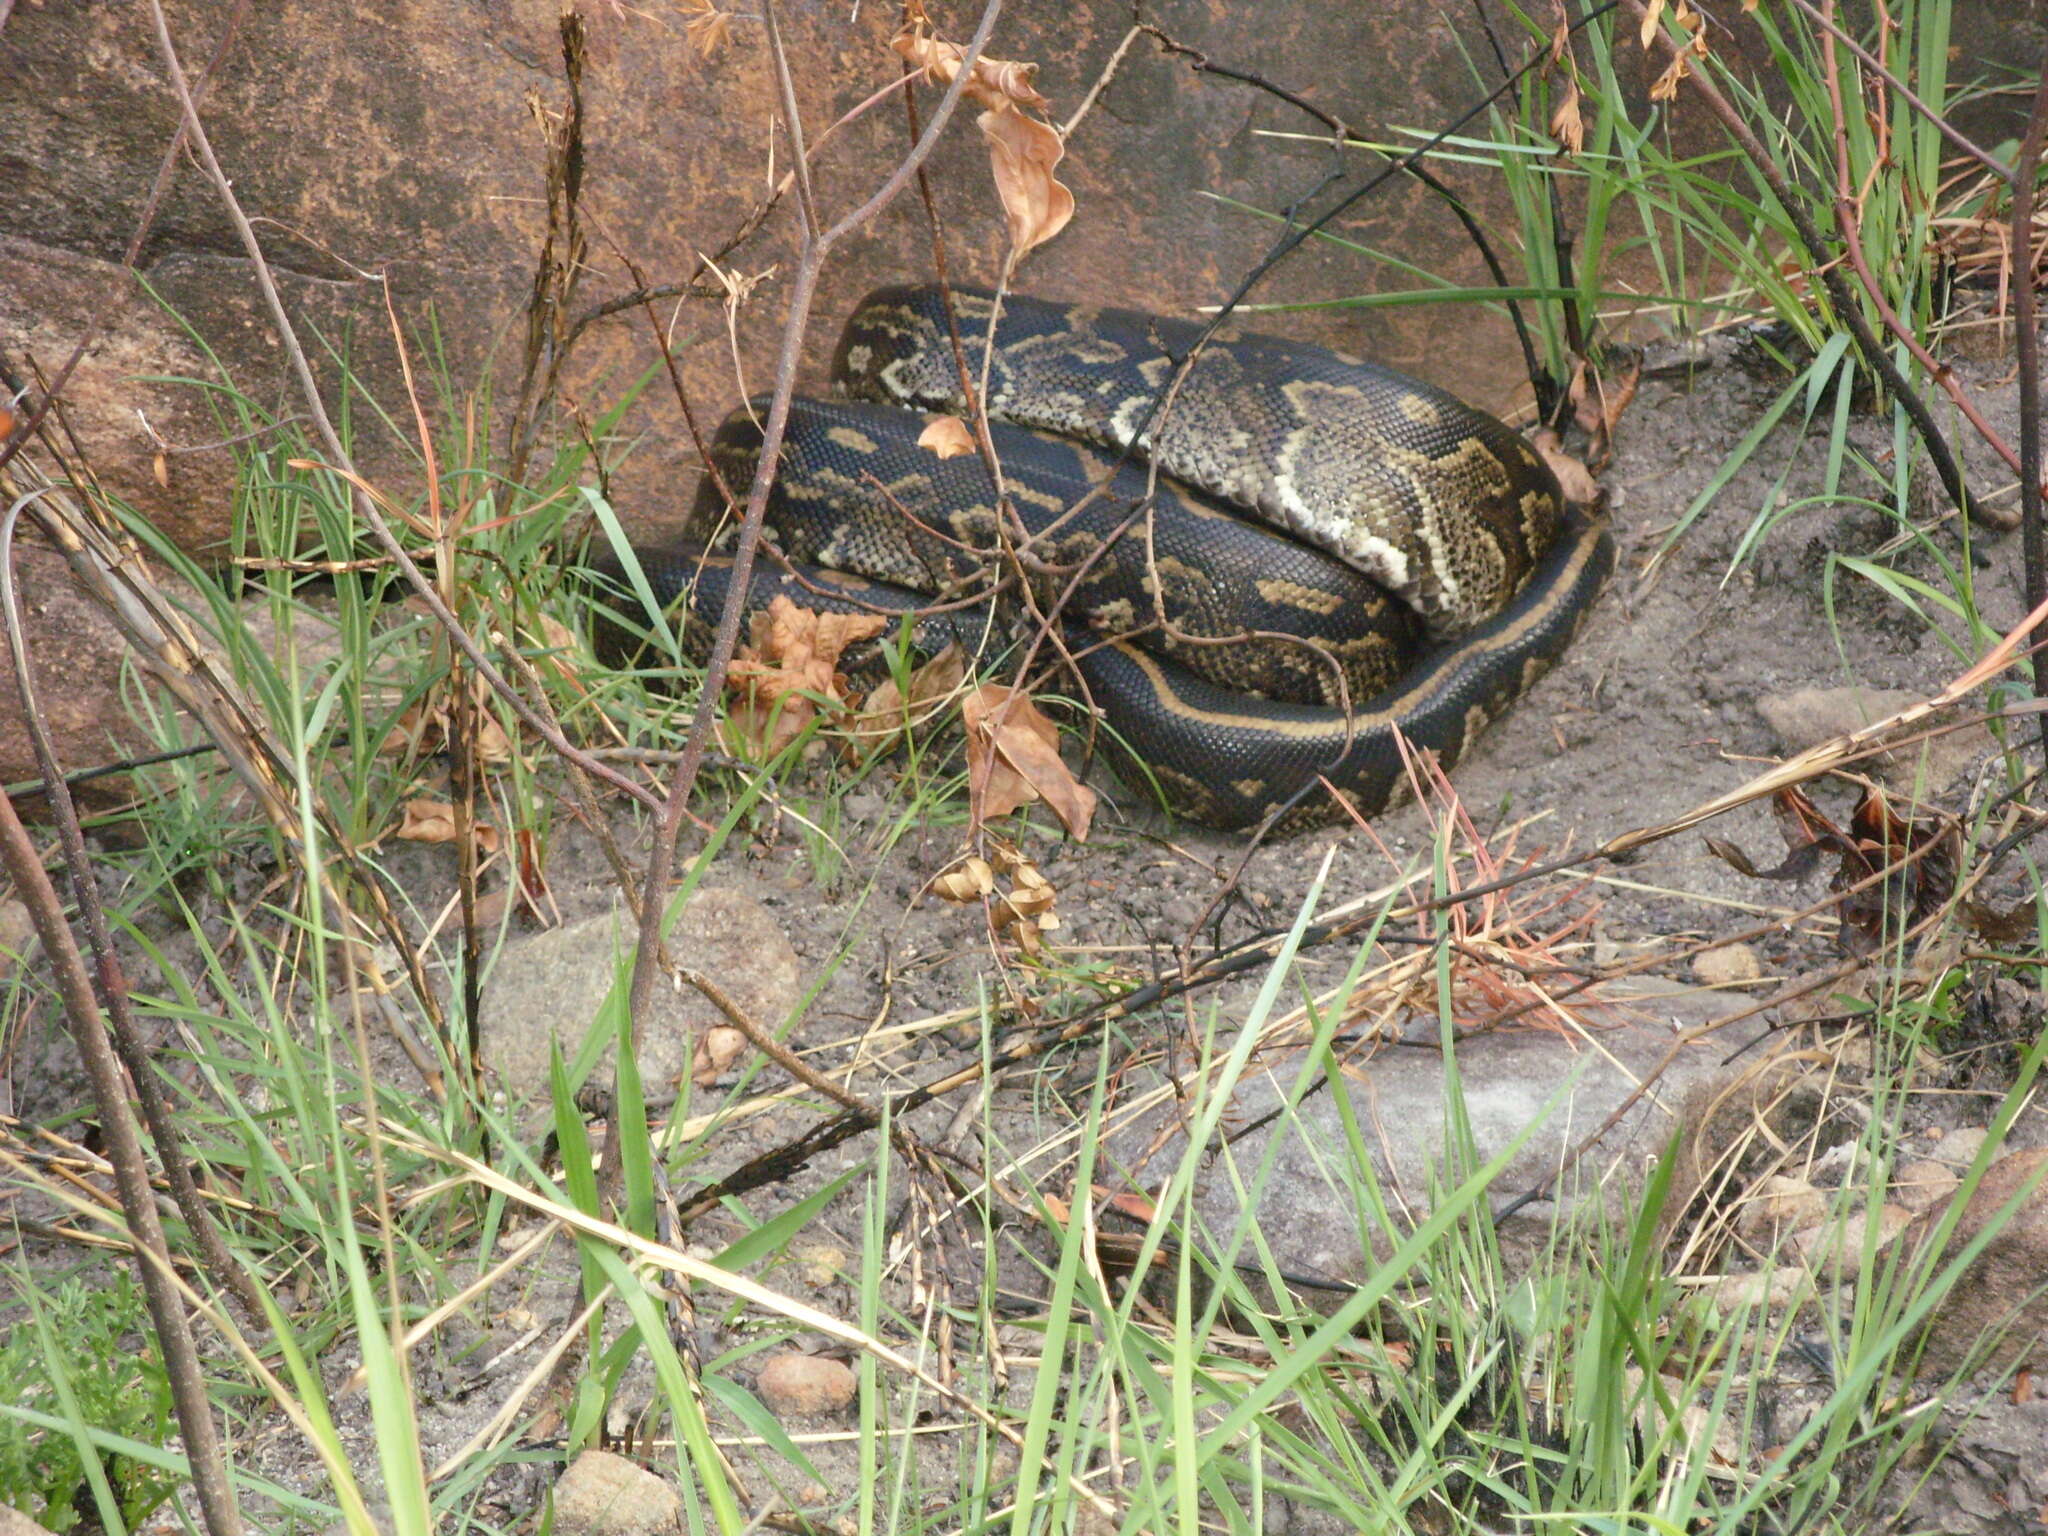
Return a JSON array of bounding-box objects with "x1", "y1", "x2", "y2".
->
[{"x1": 602, "y1": 285, "x2": 1613, "y2": 831}]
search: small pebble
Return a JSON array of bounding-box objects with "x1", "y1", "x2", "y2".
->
[{"x1": 757, "y1": 1351, "x2": 857, "y2": 1415}]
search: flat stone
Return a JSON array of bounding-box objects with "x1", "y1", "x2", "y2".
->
[
  {"x1": 1112, "y1": 977, "x2": 1765, "y2": 1281},
  {"x1": 480, "y1": 891, "x2": 800, "y2": 1115},
  {"x1": 1755, "y1": 685, "x2": 1990, "y2": 794},
  {"x1": 1692, "y1": 941, "x2": 1763, "y2": 987},
  {"x1": 552, "y1": 1450, "x2": 681, "y2": 1536}
]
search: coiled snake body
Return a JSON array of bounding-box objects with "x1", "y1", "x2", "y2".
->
[{"x1": 608, "y1": 286, "x2": 1612, "y2": 831}]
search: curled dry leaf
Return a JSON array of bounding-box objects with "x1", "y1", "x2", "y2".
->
[
  {"x1": 979, "y1": 108, "x2": 1074, "y2": 265},
  {"x1": 891, "y1": 24, "x2": 1073, "y2": 268},
  {"x1": 960, "y1": 683, "x2": 1095, "y2": 840},
  {"x1": 724, "y1": 596, "x2": 889, "y2": 760},
  {"x1": 933, "y1": 838, "x2": 1063, "y2": 953},
  {"x1": 932, "y1": 855, "x2": 997, "y2": 903},
  {"x1": 917, "y1": 414, "x2": 977, "y2": 460},
  {"x1": 1549, "y1": 77, "x2": 1585, "y2": 157},
  {"x1": 1529, "y1": 427, "x2": 1601, "y2": 505},
  {"x1": 1649, "y1": 52, "x2": 1691, "y2": 101},
  {"x1": 380, "y1": 671, "x2": 515, "y2": 764},
  {"x1": 847, "y1": 643, "x2": 967, "y2": 756},
  {"x1": 394, "y1": 798, "x2": 502, "y2": 854},
  {"x1": 1566, "y1": 350, "x2": 1642, "y2": 469},
  {"x1": 891, "y1": 32, "x2": 1050, "y2": 113},
  {"x1": 680, "y1": 0, "x2": 736, "y2": 58},
  {"x1": 692, "y1": 1025, "x2": 745, "y2": 1087}
]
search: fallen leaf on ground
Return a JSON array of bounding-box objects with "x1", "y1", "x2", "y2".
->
[
  {"x1": 692, "y1": 1025, "x2": 744, "y2": 1086},
  {"x1": 932, "y1": 838, "x2": 1065, "y2": 953},
  {"x1": 847, "y1": 643, "x2": 966, "y2": 755},
  {"x1": 723, "y1": 596, "x2": 888, "y2": 760},
  {"x1": 1567, "y1": 349, "x2": 1642, "y2": 468},
  {"x1": 1530, "y1": 426, "x2": 1601, "y2": 505},
  {"x1": 960, "y1": 683, "x2": 1095, "y2": 840},
  {"x1": 394, "y1": 798, "x2": 502, "y2": 854},
  {"x1": 380, "y1": 671, "x2": 515, "y2": 763}
]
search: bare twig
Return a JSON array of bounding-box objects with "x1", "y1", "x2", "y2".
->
[
  {"x1": 1783, "y1": 0, "x2": 2011, "y2": 180},
  {"x1": 0, "y1": 778, "x2": 243, "y2": 1536},
  {"x1": 760, "y1": 0, "x2": 820, "y2": 239},
  {"x1": 0, "y1": 493, "x2": 270, "y2": 1326},
  {"x1": 622, "y1": 0, "x2": 1007, "y2": 1043},
  {"x1": 2013, "y1": 51, "x2": 2048, "y2": 763},
  {"x1": 143, "y1": 0, "x2": 659, "y2": 814}
]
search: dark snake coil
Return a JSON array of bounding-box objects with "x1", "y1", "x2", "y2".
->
[{"x1": 601, "y1": 286, "x2": 1613, "y2": 831}]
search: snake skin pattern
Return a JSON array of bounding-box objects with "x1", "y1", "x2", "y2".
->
[{"x1": 600, "y1": 286, "x2": 1611, "y2": 830}]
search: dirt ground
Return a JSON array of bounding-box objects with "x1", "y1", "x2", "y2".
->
[
  {"x1": 14, "y1": 332, "x2": 2048, "y2": 1533},
  {"x1": 444, "y1": 333, "x2": 2048, "y2": 1532}
]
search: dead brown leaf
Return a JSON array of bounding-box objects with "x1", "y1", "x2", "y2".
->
[
  {"x1": 724, "y1": 596, "x2": 889, "y2": 760},
  {"x1": 1549, "y1": 76, "x2": 1585, "y2": 156},
  {"x1": 978, "y1": 108, "x2": 1074, "y2": 266},
  {"x1": 892, "y1": 24, "x2": 1073, "y2": 268},
  {"x1": 681, "y1": 0, "x2": 735, "y2": 57},
  {"x1": 394, "y1": 798, "x2": 502, "y2": 854},
  {"x1": 847, "y1": 643, "x2": 967, "y2": 755},
  {"x1": 1566, "y1": 350, "x2": 1642, "y2": 468},
  {"x1": 891, "y1": 32, "x2": 1050, "y2": 113},
  {"x1": 692, "y1": 1025, "x2": 745, "y2": 1086},
  {"x1": 932, "y1": 838, "x2": 1065, "y2": 952},
  {"x1": 1530, "y1": 427, "x2": 1601, "y2": 505},
  {"x1": 380, "y1": 671, "x2": 516, "y2": 763},
  {"x1": 1649, "y1": 50, "x2": 1691, "y2": 101},
  {"x1": 917, "y1": 415, "x2": 977, "y2": 460},
  {"x1": 960, "y1": 683, "x2": 1095, "y2": 839}
]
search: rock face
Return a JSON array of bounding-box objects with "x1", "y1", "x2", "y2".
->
[{"x1": 3, "y1": 1, "x2": 2038, "y2": 788}]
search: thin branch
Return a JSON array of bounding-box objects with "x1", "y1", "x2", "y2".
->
[
  {"x1": 2012, "y1": 51, "x2": 2048, "y2": 763},
  {"x1": 143, "y1": 0, "x2": 660, "y2": 811},
  {"x1": 1782, "y1": 0, "x2": 2011, "y2": 180},
  {"x1": 0, "y1": 784, "x2": 242, "y2": 1536},
  {"x1": 1, "y1": 494, "x2": 269, "y2": 1325},
  {"x1": 622, "y1": 0, "x2": 1008, "y2": 1042},
  {"x1": 760, "y1": 0, "x2": 821, "y2": 239}
]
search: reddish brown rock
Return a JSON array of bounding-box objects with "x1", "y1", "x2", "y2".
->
[{"x1": 756, "y1": 1350, "x2": 858, "y2": 1416}]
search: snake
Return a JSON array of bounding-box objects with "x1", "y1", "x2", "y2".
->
[{"x1": 597, "y1": 285, "x2": 1613, "y2": 832}]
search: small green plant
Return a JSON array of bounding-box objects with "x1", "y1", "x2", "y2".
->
[{"x1": 0, "y1": 1271, "x2": 178, "y2": 1534}]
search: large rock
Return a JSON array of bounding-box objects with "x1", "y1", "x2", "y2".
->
[
  {"x1": 2, "y1": 0, "x2": 1608, "y2": 564},
  {"x1": 1112, "y1": 977, "x2": 1766, "y2": 1280},
  {"x1": 5, "y1": 1, "x2": 2039, "y2": 794}
]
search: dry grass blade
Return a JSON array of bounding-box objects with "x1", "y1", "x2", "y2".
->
[
  {"x1": 1603, "y1": 587, "x2": 2048, "y2": 858},
  {"x1": 382, "y1": 1125, "x2": 1123, "y2": 1520}
]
